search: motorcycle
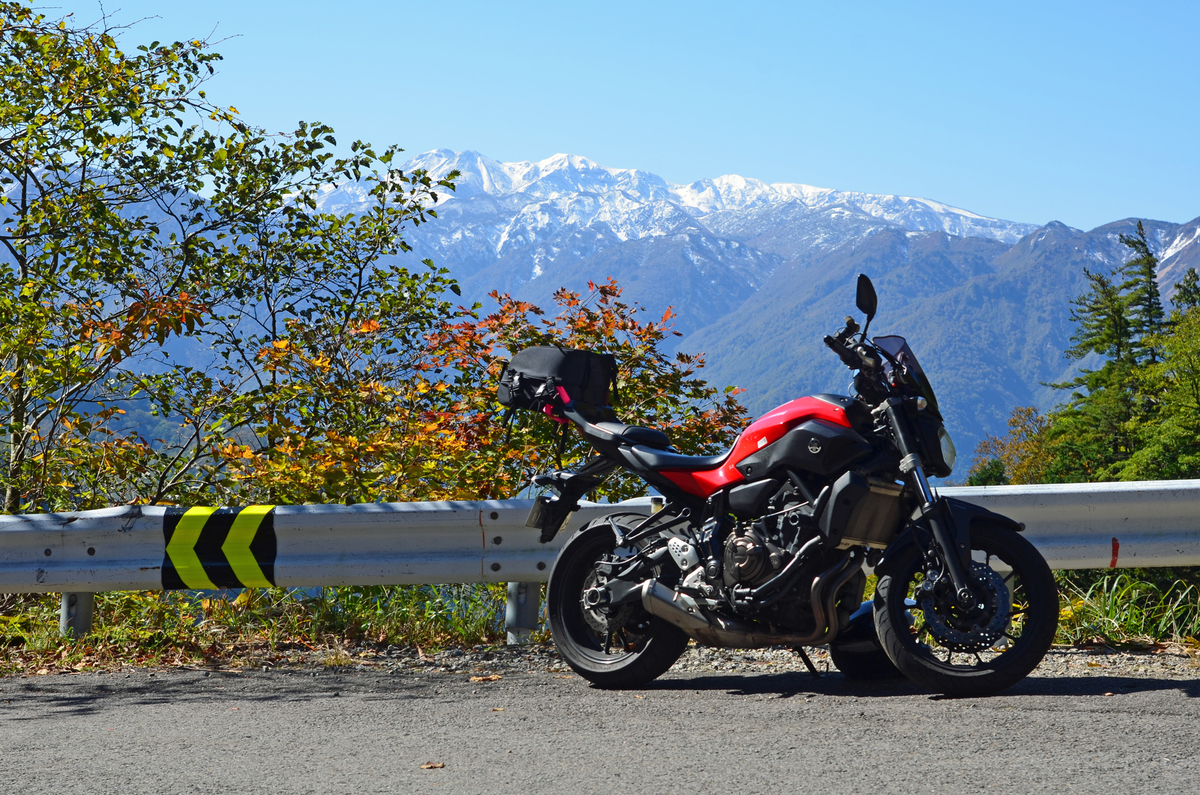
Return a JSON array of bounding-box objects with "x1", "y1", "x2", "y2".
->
[{"x1": 505, "y1": 274, "x2": 1057, "y2": 697}]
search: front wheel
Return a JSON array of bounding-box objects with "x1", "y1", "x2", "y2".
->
[
  {"x1": 874, "y1": 522, "x2": 1058, "y2": 697},
  {"x1": 547, "y1": 515, "x2": 689, "y2": 689}
]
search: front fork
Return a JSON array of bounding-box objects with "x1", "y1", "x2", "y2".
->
[{"x1": 885, "y1": 401, "x2": 977, "y2": 608}]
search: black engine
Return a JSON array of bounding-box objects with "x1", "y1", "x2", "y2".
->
[
  {"x1": 722, "y1": 523, "x2": 781, "y2": 587},
  {"x1": 720, "y1": 503, "x2": 817, "y2": 589}
]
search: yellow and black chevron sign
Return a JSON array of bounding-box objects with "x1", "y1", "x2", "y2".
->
[{"x1": 162, "y1": 506, "x2": 277, "y2": 590}]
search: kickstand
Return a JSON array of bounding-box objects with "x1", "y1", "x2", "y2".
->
[{"x1": 793, "y1": 646, "x2": 822, "y2": 679}]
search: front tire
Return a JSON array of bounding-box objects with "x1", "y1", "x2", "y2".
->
[
  {"x1": 547, "y1": 515, "x2": 689, "y2": 689},
  {"x1": 874, "y1": 521, "x2": 1057, "y2": 697}
]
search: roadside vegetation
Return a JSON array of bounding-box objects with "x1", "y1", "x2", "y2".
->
[
  {"x1": 0, "y1": 586, "x2": 514, "y2": 675},
  {"x1": 965, "y1": 220, "x2": 1200, "y2": 654},
  {"x1": 1, "y1": 1, "x2": 1198, "y2": 672}
]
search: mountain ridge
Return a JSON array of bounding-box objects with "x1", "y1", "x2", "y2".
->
[{"x1": 316, "y1": 150, "x2": 1200, "y2": 465}]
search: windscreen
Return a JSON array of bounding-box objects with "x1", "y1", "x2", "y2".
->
[{"x1": 873, "y1": 335, "x2": 941, "y2": 418}]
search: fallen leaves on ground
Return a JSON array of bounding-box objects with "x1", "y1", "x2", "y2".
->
[{"x1": 469, "y1": 674, "x2": 502, "y2": 682}]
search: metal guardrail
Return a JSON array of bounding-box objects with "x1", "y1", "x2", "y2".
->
[
  {"x1": 3, "y1": 481, "x2": 1199, "y2": 637},
  {"x1": 0, "y1": 498, "x2": 653, "y2": 593},
  {"x1": 944, "y1": 480, "x2": 1200, "y2": 569},
  {"x1": 0, "y1": 497, "x2": 655, "y2": 638}
]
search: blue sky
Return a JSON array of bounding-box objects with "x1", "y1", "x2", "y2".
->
[{"x1": 60, "y1": 0, "x2": 1200, "y2": 230}]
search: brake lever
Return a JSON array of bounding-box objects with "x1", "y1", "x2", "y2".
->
[{"x1": 834, "y1": 315, "x2": 859, "y2": 343}]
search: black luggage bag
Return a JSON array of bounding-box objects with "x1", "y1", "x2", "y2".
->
[{"x1": 497, "y1": 346, "x2": 617, "y2": 411}]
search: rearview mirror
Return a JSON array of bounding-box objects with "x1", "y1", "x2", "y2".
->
[{"x1": 856, "y1": 274, "x2": 877, "y2": 321}]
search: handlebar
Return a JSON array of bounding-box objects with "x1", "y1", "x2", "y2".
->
[
  {"x1": 823, "y1": 334, "x2": 861, "y2": 368},
  {"x1": 824, "y1": 322, "x2": 881, "y2": 372}
]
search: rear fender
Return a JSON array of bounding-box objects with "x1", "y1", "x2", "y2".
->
[{"x1": 875, "y1": 497, "x2": 1023, "y2": 578}]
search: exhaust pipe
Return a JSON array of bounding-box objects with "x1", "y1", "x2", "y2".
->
[{"x1": 641, "y1": 550, "x2": 862, "y2": 649}]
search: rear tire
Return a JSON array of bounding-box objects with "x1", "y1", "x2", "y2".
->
[{"x1": 547, "y1": 515, "x2": 689, "y2": 689}]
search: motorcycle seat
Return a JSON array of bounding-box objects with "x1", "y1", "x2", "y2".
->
[
  {"x1": 592, "y1": 422, "x2": 672, "y2": 450},
  {"x1": 627, "y1": 444, "x2": 730, "y2": 472}
]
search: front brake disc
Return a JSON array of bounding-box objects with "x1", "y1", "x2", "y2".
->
[{"x1": 917, "y1": 562, "x2": 1011, "y2": 653}]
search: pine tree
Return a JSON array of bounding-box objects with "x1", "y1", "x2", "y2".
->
[
  {"x1": 1065, "y1": 269, "x2": 1133, "y2": 364},
  {"x1": 1048, "y1": 221, "x2": 1169, "y2": 479},
  {"x1": 1173, "y1": 267, "x2": 1200, "y2": 313},
  {"x1": 1117, "y1": 221, "x2": 1166, "y2": 363}
]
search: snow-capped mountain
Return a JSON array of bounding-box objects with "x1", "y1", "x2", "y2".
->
[
  {"x1": 316, "y1": 149, "x2": 1040, "y2": 335},
  {"x1": 389, "y1": 148, "x2": 1038, "y2": 243},
  {"x1": 316, "y1": 150, "x2": 1200, "y2": 463}
]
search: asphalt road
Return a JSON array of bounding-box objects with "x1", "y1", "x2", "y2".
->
[{"x1": 3, "y1": 665, "x2": 1198, "y2": 794}]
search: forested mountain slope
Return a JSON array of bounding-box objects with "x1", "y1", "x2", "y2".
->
[{"x1": 322, "y1": 151, "x2": 1200, "y2": 458}]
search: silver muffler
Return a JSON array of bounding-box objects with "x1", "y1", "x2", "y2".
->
[{"x1": 640, "y1": 551, "x2": 862, "y2": 649}]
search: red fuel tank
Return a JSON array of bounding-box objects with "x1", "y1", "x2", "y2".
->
[{"x1": 659, "y1": 396, "x2": 854, "y2": 498}]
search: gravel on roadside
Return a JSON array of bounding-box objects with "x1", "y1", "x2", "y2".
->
[{"x1": 294, "y1": 641, "x2": 1200, "y2": 681}]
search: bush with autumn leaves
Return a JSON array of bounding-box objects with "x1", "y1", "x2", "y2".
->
[{"x1": 214, "y1": 279, "x2": 748, "y2": 506}]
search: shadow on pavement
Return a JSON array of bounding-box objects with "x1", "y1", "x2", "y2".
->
[
  {"x1": 999, "y1": 674, "x2": 1200, "y2": 699},
  {"x1": 1, "y1": 669, "x2": 425, "y2": 719},
  {"x1": 645, "y1": 670, "x2": 919, "y2": 698},
  {"x1": 641, "y1": 669, "x2": 1200, "y2": 701},
  {"x1": 7, "y1": 665, "x2": 1198, "y2": 720}
]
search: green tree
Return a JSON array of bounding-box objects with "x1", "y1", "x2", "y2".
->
[
  {"x1": 1116, "y1": 306, "x2": 1200, "y2": 480},
  {"x1": 1054, "y1": 269, "x2": 1138, "y2": 472},
  {"x1": 1045, "y1": 222, "x2": 1169, "y2": 479},
  {"x1": 1065, "y1": 269, "x2": 1134, "y2": 365},
  {"x1": 1117, "y1": 221, "x2": 1166, "y2": 364},
  {"x1": 1172, "y1": 267, "x2": 1200, "y2": 313},
  {"x1": 1, "y1": 2, "x2": 457, "y2": 511},
  {"x1": 965, "y1": 457, "x2": 1009, "y2": 486},
  {"x1": 1, "y1": 3, "x2": 224, "y2": 511}
]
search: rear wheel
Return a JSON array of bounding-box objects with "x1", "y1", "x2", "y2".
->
[
  {"x1": 874, "y1": 522, "x2": 1057, "y2": 697},
  {"x1": 547, "y1": 515, "x2": 689, "y2": 689}
]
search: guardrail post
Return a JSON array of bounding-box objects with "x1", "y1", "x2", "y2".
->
[
  {"x1": 59, "y1": 592, "x2": 94, "y2": 638},
  {"x1": 505, "y1": 581, "x2": 541, "y2": 645}
]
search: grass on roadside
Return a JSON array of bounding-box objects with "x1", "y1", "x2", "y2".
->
[
  {"x1": 0, "y1": 584, "x2": 509, "y2": 675},
  {"x1": 1054, "y1": 569, "x2": 1200, "y2": 649}
]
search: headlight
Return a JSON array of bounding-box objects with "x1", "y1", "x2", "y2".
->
[{"x1": 937, "y1": 427, "x2": 957, "y2": 475}]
